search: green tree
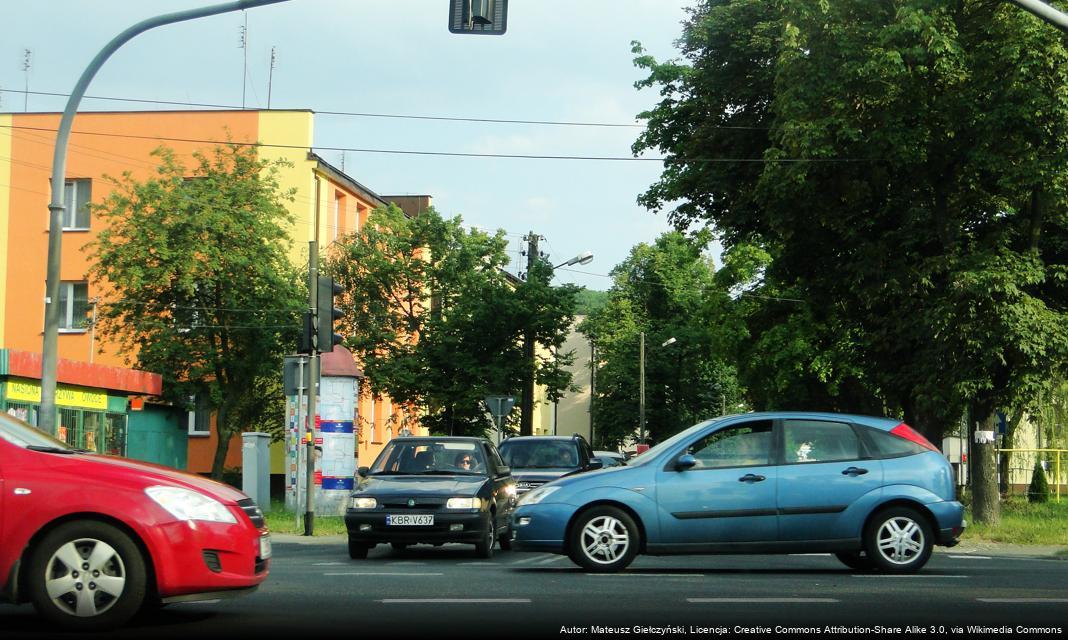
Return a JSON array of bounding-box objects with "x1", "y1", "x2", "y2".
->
[
  {"x1": 581, "y1": 232, "x2": 741, "y2": 449},
  {"x1": 88, "y1": 143, "x2": 303, "y2": 479},
  {"x1": 632, "y1": 0, "x2": 1068, "y2": 522},
  {"x1": 326, "y1": 206, "x2": 578, "y2": 436}
]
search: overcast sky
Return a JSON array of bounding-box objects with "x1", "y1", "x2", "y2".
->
[{"x1": 2, "y1": 0, "x2": 696, "y2": 290}]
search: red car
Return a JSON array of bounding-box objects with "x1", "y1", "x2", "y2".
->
[{"x1": 0, "y1": 413, "x2": 270, "y2": 630}]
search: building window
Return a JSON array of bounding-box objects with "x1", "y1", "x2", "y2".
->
[
  {"x1": 58, "y1": 281, "x2": 90, "y2": 331},
  {"x1": 63, "y1": 179, "x2": 91, "y2": 230},
  {"x1": 187, "y1": 395, "x2": 211, "y2": 437}
]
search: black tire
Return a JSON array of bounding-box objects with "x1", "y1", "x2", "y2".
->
[
  {"x1": 863, "y1": 506, "x2": 933, "y2": 573},
  {"x1": 347, "y1": 538, "x2": 370, "y2": 560},
  {"x1": 390, "y1": 542, "x2": 409, "y2": 553},
  {"x1": 835, "y1": 551, "x2": 874, "y2": 571},
  {"x1": 474, "y1": 516, "x2": 496, "y2": 559},
  {"x1": 568, "y1": 506, "x2": 639, "y2": 573},
  {"x1": 497, "y1": 523, "x2": 513, "y2": 552},
  {"x1": 27, "y1": 520, "x2": 147, "y2": 631}
]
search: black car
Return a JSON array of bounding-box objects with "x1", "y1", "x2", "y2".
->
[
  {"x1": 497, "y1": 434, "x2": 602, "y2": 496},
  {"x1": 344, "y1": 437, "x2": 517, "y2": 559}
]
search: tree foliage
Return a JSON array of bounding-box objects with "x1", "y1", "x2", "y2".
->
[
  {"x1": 581, "y1": 231, "x2": 742, "y2": 448},
  {"x1": 326, "y1": 206, "x2": 578, "y2": 436},
  {"x1": 632, "y1": 0, "x2": 1068, "y2": 446},
  {"x1": 88, "y1": 144, "x2": 303, "y2": 478}
]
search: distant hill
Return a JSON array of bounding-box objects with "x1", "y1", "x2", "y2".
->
[{"x1": 574, "y1": 289, "x2": 609, "y2": 316}]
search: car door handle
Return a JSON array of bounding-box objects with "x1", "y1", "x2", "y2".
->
[
  {"x1": 842, "y1": 467, "x2": 869, "y2": 476},
  {"x1": 738, "y1": 474, "x2": 766, "y2": 483}
]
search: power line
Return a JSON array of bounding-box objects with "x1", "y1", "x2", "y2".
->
[
  {"x1": 0, "y1": 88, "x2": 776, "y2": 130},
  {"x1": 0, "y1": 123, "x2": 863, "y2": 164}
]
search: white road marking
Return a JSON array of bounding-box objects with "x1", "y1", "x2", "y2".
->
[
  {"x1": 949, "y1": 555, "x2": 993, "y2": 560},
  {"x1": 378, "y1": 598, "x2": 532, "y2": 604},
  {"x1": 458, "y1": 562, "x2": 500, "y2": 566},
  {"x1": 313, "y1": 562, "x2": 347, "y2": 566},
  {"x1": 688, "y1": 598, "x2": 839, "y2": 603},
  {"x1": 789, "y1": 553, "x2": 832, "y2": 557},
  {"x1": 510, "y1": 555, "x2": 547, "y2": 564},
  {"x1": 536, "y1": 555, "x2": 566, "y2": 565},
  {"x1": 586, "y1": 573, "x2": 705, "y2": 578},
  {"x1": 324, "y1": 572, "x2": 444, "y2": 577},
  {"x1": 387, "y1": 561, "x2": 427, "y2": 565},
  {"x1": 852, "y1": 574, "x2": 968, "y2": 579},
  {"x1": 977, "y1": 598, "x2": 1068, "y2": 604}
]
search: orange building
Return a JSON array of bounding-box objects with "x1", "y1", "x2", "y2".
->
[{"x1": 0, "y1": 109, "x2": 424, "y2": 478}]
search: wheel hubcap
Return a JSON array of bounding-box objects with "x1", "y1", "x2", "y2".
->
[
  {"x1": 580, "y1": 515, "x2": 629, "y2": 565},
  {"x1": 45, "y1": 538, "x2": 126, "y2": 617},
  {"x1": 876, "y1": 517, "x2": 924, "y2": 565}
]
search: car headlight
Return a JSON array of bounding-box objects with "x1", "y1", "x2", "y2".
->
[
  {"x1": 504, "y1": 484, "x2": 517, "y2": 498},
  {"x1": 518, "y1": 485, "x2": 561, "y2": 505},
  {"x1": 145, "y1": 486, "x2": 237, "y2": 524},
  {"x1": 446, "y1": 497, "x2": 482, "y2": 509},
  {"x1": 351, "y1": 497, "x2": 377, "y2": 509}
]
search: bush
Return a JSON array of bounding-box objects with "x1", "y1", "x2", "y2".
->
[{"x1": 1027, "y1": 461, "x2": 1050, "y2": 504}]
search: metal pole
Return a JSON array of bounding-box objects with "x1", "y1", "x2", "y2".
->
[
  {"x1": 294, "y1": 356, "x2": 304, "y2": 530},
  {"x1": 40, "y1": 0, "x2": 291, "y2": 436},
  {"x1": 589, "y1": 339, "x2": 596, "y2": 447},
  {"x1": 519, "y1": 232, "x2": 539, "y2": 436},
  {"x1": 639, "y1": 331, "x2": 645, "y2": 445},
  {"x1": 305, "y1": 240, "x2": 318, "y2": 536},
  {"x1": 1008, "y1": 0, "x2": 1068, "y2": 32}
]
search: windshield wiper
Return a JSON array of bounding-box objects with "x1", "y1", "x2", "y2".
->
[{"x1": 26, "y1": 445, "x2": 76, "y2": 454}]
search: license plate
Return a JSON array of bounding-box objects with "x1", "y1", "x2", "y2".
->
[
  {"x1": 259, "y1": 534, "x2": 272, "y2": 559},
  {"x1": 386, "y1": 514, "x2": 434, "y2": 526}
]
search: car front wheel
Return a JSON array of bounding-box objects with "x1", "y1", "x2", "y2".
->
[
  {"x1": 864, "y1": 506, "x2": 933, "y2": 573},
  {"x1": 475, "y1": 517, "x2": 496, "y2": 559},
  {"x1": 26, "y1": 520, "x2": 147, "y2": 631},
  {"x1": 568, "y1": 506, "x2": 639, "y2": 573}
]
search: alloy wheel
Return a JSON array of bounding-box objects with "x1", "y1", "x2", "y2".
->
[
  {"x1": 875, "y1": 516, "x2": 925, "y2": 565},
  {"x1": 579, "y1": 515, "x2": 630, "y2": 565}
]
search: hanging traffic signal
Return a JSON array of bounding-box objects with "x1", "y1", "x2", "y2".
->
[
  {"x1": 316, "y1": 276, "x2": 344, "y2": 353},
  {"x1": 297, "y1": 311, "x2": 314, "y2": 354}
]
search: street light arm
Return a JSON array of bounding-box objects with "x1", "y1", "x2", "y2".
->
[
  {"x1": 1006, "y1": 0, "x2": 1068, "y2": 32},
  {"x1": 40, "y1": 0, "x2": 291, "y2": 434}
]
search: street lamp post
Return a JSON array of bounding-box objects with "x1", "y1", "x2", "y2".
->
[
  {"x1": 518, "y1": 237, "x2": 592, "y2": 436},
  {"x1": 39, "y1": 0, "x2": 291, "y2": 435},
  {"x1": 638, "y1": 335, "x2": 675, "y2": 446}
]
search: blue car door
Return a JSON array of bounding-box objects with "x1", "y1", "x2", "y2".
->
[
  {"x1": 655, "y1": 419, "x2": 778, "y2": 545},
  {"x1": 776, "y1": 418, "x2": 883, "y2": 542}
]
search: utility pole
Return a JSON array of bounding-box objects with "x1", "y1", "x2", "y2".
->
[
  {"x1": 639, "y1": 331, "x2": 645, "y2": 445},
  {"x1": 519, "y1": 231, "x2": 540, "y2": 436},
  {"x1": 589, "y1": 338, "x2": 596, "y2": 447},
  {"x1": 22, "y1": 49, "x2": 31, "y2": 112},
  {"x1": 267, "y1": 46, "x2": 276, "y2": 109},
  {"x1": 239, "y1": 14, "x2": 248, "y2": 109}
]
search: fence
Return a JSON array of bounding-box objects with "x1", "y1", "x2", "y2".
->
[{"x1": 995, "y1": 448, "x2": 1065, "y2": 502}]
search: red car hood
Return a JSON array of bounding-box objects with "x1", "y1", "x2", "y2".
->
[{"x1": 58, "y1": 453, "x2": 249, "y2": 504}]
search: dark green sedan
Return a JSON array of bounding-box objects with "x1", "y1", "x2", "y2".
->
[{"x1": 344, "y1": 437, "x2": 518, "y2": 559}]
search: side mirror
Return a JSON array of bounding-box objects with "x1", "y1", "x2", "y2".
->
[
  {"x1": 587, "y1": 459, "x2": 604, "y2": 471},
  {"x1": 497, "y1": 466, "x2": 511, "y2": 477},
  {"x1": 675, "y1": 454, "x2": 697, "y2": 471},
  {"x1": 357, "y1": 466, "x2": 369, "y2": 478}
]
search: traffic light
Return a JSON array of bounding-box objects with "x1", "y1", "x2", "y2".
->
[
  {"x1": 316, "y1": 275, "x2": 344, "y2": 353},
  {"x1": 297, "y1": 311, "x2": 313, "y2": 354}
]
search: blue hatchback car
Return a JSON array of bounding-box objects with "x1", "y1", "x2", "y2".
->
[{"x1": 511, "y1": 412, "x2": 965, "y2": 573}]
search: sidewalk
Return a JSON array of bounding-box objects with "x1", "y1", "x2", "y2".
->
[{"x1": 271, "y1": 533, "x2": 1065, "y2": 558}]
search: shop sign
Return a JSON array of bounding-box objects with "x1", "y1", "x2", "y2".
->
[{"x1": 6, "y1": 379, "x2": 108, "y2": 410}]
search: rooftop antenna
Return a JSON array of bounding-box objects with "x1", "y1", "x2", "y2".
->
[
  {"x1": 22, "y1": 49, "x2": 32, "y2": 112},
  {"x1": 340, "y1": 151, "x2": 345, "y2": 172},
  {"x1": 239, "y1": 15, "x2": 248, "y2": 108},
  {"x1": 267, "y1": 46, "x2": 277, "y2": 109}
]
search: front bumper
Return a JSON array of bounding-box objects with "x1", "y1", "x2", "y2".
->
[
  {"x1": 147, "y1": 519, "x2": 270, "y2": 598},
  {"x1": 345, "y1": 510, "x2": 490, "y2": 544},
  {"x1": 509, "y1": 502, "x2": 575, "y2": 553}
]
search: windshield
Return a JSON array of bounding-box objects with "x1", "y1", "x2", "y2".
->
[
  {"x1": 498, "y1": 440, "x2": 579, "y2": 469},
  {"x1": 0, "y1": 412, "x2": 75, "y2": 451},
  {"x1": 370, "y1": 440, "x2": 488, "y2": 476},
  {"x1": 624, "y1": 418, "x2": 722, "y2": 467}
]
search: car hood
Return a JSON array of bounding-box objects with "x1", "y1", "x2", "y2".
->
[
  {"x1": 357, "y1": 475, "x2": 487, "y2": 497},
  {"x1": 50, "y1": 453, "x2": 249, "y2": 504}
]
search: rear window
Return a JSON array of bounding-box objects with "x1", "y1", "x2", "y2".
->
[
  {"x1": 863, "y1": 427, "x2": 929, "y2": 458},
  {"x1": 498, "y1": 440, "x2": 579, "y2": 469}
]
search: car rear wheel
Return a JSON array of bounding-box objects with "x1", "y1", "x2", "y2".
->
[
  {"x1": 864, "y1": 506, "x2": 933, "y2": 573},
  {"x1": 27, "y1": 520, "x2": 147, "y2": 631},
  {"x1": 474, "y1": 517, "x2": 496, "y2": 559},
  {"x1": 569, "y1": 506, "x2": 639, "y2": 573},
  {"x1": 347, "y1": 538, "x2": 370, "y2": 560},
  {"x1": 835, "y1": 551, "x2": 874, "y2": 571}
]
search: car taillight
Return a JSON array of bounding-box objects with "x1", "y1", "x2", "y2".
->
[{"x1": 890, "y1": 423, "x2": 940, "y2": 452}]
